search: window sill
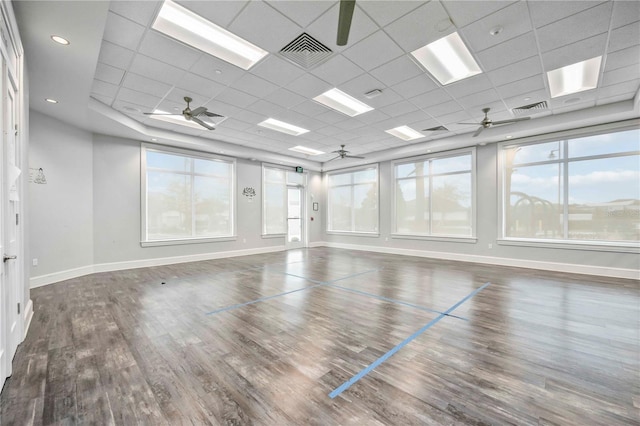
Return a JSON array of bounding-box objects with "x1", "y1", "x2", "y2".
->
[
  {"x1": 262, "y1": 233, "x2": 285, "y2": 239},
  {"x1": 141, "y1": 236, "x2": 237, "y2": 247},
  {"x1": 326, "y1": 231, "x2": 380, "y2": 238},
  {"x1": 497, "y1": 238, "x2": 640, "y2": 253},
  {"x1": 391, "y1": 234, "x2": 477, "y2": 243}
]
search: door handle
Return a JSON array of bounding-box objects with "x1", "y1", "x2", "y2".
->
[{"x1": 3, "y1": 254, "x2": 16, "y2": 262}]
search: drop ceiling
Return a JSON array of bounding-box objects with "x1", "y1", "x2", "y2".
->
[{"x1": 13, "y1": 1, "x2": 640, "y2": 170}]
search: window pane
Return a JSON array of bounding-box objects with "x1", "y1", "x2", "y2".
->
[
  {"x1": 432, "y1": 173, "x2": 472, "y2": 236},
  {"x1": 431, "y1": 154, "x2": 471, "y2": 174},
  {"x1": 287, "y1": 171, "x2": 304, "y2": 185},
  {"x1": 147, "y1": 151, "x2": 191, "y2": 172},
  {"x1": 329, "y1": 186, "x2": 352, "y2": 231},
  {"x1": 568, "y1": 129, "x2": 640, "y2": 158},
  {"x1": 264, "y1": 183, "x2": 286, "y2": 234},
  {"x1": 395, "y1": 177, "x2": 429, "y2": 234},
  {"x1": 353, "y1": 168, "x2": 376, "y2": 183},
  {"x1": 506, "y1": 163, "x2": 563, "y2": 238},
  {"x1": 508, "y1": 141, "x2": 562, "y2": 165},
  {"x1": 568, "y1": 156, "x2": 640, "y2": 241},
  {"x1": 194, "y1": 176, "x2": 231, "y2": 237},
  {"x1": 396, "y1": 161, "x2": 426, "y2": 178},
  {"x1": 147, "y1": 171, "x2": 192, "y2": 240},
  {"x1": 354, "y1": 183, "x2": 377, "y2": 232},
  {"x1": 194, "y1": 158, "x2": 231, "y2": 176},
  {"x1": 329, "y1": 173, "x2": 352, "y2": 186},
  {"x1": 265, "y1": 168, "x2": 285, "y2": 183}
]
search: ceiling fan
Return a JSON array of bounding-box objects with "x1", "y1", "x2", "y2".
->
[
  {"x1": 144, "y1": 96, "x2": 222, "y2": 130},
  {"x1": 327, "y1": 144, "x2": 365, "y2": 162},
  {"x1": 337, "y1": 0, "x2": 356, "y2": 46},
  {"x1": 459, "y1": 107, "x2": 531, "y2": 137}
]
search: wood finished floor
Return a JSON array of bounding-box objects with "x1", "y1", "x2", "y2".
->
[{"x1": 1, "y1": 247, "x2": 638, "y2": 425}]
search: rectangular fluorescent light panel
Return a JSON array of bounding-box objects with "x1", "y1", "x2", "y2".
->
[
  {"x1": 411, "y1": 32, "x2": 482, "y2": 85},
  {"x1": 547, "y1": 56, "x2": 602, "y2": 98},
  {"x1": 258, "y1": 118, "x2": 309, "y2": 136},
  {"x1": 149, "y1": 110, "x2": 213, "y2": 130},
  {"x1": 153, "y1": 0, "x2": 268, "y2": 70},
  {"x1": 385, "y1": 125, "x2": 424, "y2": 141},
  {"x1": 313, "y1": 88, "x2": 373, "y2": 117},
  {"x1": 289, "y1": 145, "x2": 325, "y2": 155}
]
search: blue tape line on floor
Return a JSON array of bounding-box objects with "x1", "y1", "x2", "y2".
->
[
  {"x1": 329, "y1": 282, "x2": 490, "y2": 399},
  {"x1": 326, "y1": 283, "x2": 468, "y2": 321}
]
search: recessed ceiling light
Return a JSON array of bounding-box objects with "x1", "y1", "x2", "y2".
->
[
  {"x1": 385, "y1": 125, "x2": 425, "y2": 141},
  {"x1": 524, "y1": 97, "x2": 531, "y2": 101},
  {"x1": 151, "y1": 138, "x2": 158, "y2": 142},
  {"x1": 215, "y1": 69, "x2": 222, "y2": 75},
  {"x1": 51, "y1": 35, "x2": 70, "y2": 45},
  {"x1": 258, "y1": 118, "x2": 309, "y2": 136},
  {"x1": 313, "y1": 88, "x2": 373, "y2": 117},
  {"x1": 289, "y1": 145, "x2": 325, "y2": 155},
  {"x1": 148, "y1": 109, "x2": 214, "y2": 130},
  {"x1": 547, "y1": 56, "x2": 602, "y2": 98},
  {"x1": 479, "y1": 142, "x2": 487, "y2": 146},
  {"x1": 505, "y1": 135, "x2": 513, "y2": 139},
  {"x1": 152, "y1": 0, "x2": 268, "y2": 70},
  {"x1": 489, "y1": 26, "x2": 503, "y2": 36},
  {"x1": 45, "y1": 98, "x2": 58, "y2": 104},
  {"x1": 411, "y1": 32, "x2": 482, "y2": 85}
]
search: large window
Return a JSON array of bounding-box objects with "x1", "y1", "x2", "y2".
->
[
  {"x1": 142, "y1": 145, "x2": 235, "y2": 244},
  {"x1": 393, "y1": 149, "x2": 475, "y2": 237},
  {"x1": 327, "y1": 166, "x2": 378, "y2": 234},
  {"x1": 501, "y1": 128, "x2": 640, "y2": 245},
  {"x1": 262, "y1": 166, "x2": 305, "y2": 236}
]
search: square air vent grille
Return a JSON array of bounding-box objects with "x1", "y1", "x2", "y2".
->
[
  {"x1": 512, "y1": 100, "x2": 548, "y2": 115},
  {"x1": 279, "y1": 33, "x2": 333, "y2": 69},
  {"x1": 423, "y1": 125, "x2": 448, "y2": 132}
]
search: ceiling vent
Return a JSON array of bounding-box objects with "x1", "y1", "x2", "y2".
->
[
  {"x1": 423, "y1": 125, "x2": 448, "y2": 132},
  {"x1": 512, "y1": 100, "x2": 548, "y2": 115},
  {"x1": 279, "y1": 33, "x2": 333, "y2": 69}
]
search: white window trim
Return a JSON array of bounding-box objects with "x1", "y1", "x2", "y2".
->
[
  {"x1": 140, "y1": 143, "x2": 236, "y2": 246},
  {"x1": 326, "y1": 163, "x2": 380, "y2": 236},
  {"x1": 391, "y1": 147, "x2": 477, "y2": 241},
  {"x1": 497, "y1": 122, "x2": 640, "y2": 250}
]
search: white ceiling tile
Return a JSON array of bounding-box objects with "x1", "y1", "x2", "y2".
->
[
  {"x1": 215, "y1": 87, "x2": 259, "y2": 108},
  {"x1": 379, "y1": 100, "x2": 419, "y2": 117},
  {"x1": 246, "y1": 99, "x2": 286, "y2": 117},
  {"x1": 109, "y1": 1, "x2": 160, "y2": 27},
  {"x1": 541, "y1": 33, "x2": 607, "y2": 71},
  {"x1": 342, "y1": 31, "x2": 404, "y2": 71},
  {"x1": 229, "y1": 1, "x2": 302, "y2": 52},
  {"x1": 602, "y1": 63, "x2": 640, "y2": 87},
  {"x1": 249, "y1": 55, "x2": 306, "y2": 87},
  {"x1": 369, "y1": 55, "x2": 423, "y2": 87},
  {"x1": 189, "y1": 55, "x2": 246, "y2": 86},
  {"x1": 102, "y1": 12, "x2": 146, "y2": 51},
  {"x1": 357, "y1": 0, "x2": 422, "y2": 27},
  {"x1": 598, "y1": 79, "x2": 640, "y2": 99},
  {"x1": 611, "y1": 0, "x2": 640, "y2": 29},
  {"x1": 597, "y1": 93, "x2": 636, "y2": 106},
  {"x1": 116, "y1": 87, "x2": 162, "y2": 109},
  {"x1": 398, "y1": 110, "x2": 433, "y2": 125},
  {"x1": 221, "y1": 118, "x2": 253, "y2": 132},
  {"x1": 138, "y1": 32, "x2": 202, "y2": 70},
  {"x1": 604, "y1": 45, "x2": 640, "y2": 72},
  {"x1": 385, "y1": 1, "x2": 452, "y2": 52},
  {"x1": 179, "y1": 73, "x2": 226, "y2": 99},
  {"x1": 122, "y1": 73, "x2": 172, "y2": 98},
  {"x1": 340, "y1": 73, "x2": 385, "y2": 98},
  {"x1": 456, "y1": 88, "x2": 501, "y2": 109},
  {"x1": 444, "y1": 74, "x2": 494, "y2": 98},
  {"x1": 390, "y1": 74, "x2": 439, "y2": 98},
  {"x1": 294, "y1": 100, "x2": 331, "y2": 117},
  {"x1": 97, "y1": 41, "x2": 135, "y2": 70},
  {"x1": 442, "y1": 0, "x2": 516, "y2": 28},
  {"x1": 316, "y1": 109, "x2": 349, "y2": 124},
  {"x1": 496, "y1": 75, "x2": 545, "y2": 99},
  {"x1": 363, "y1": 89, "x2": 403, "y2": 108},
  {"x1": 335, "y1": 132, "x2": 360, "y2": 142},
  {"x1": 286, "y1": 73, "x2": 333, "y2": 98},
  {"x1": 529, "y1": 0, "x2": 607, "y2": 29},
  {"x1": 410, "y1": 88, "x2": 452, "y2": 110},
  {"x1": 266, "y1": 0, "x2": 335, "y2": 27},
  {"x1": 355, "y1": 109, "x2": 391, "y2": 125},
  {"x1": 608, "y1": 22, "x2": 640, "y2": 53},
  {"x1": 164, "y1": 88, "x2": 210, "y2": 108},
  {"x1": 334, "y1": 119, "x2": 367, "y2": 131},
  {"x1": 90, "y1": 94, "x2": 114, "y2": 106},
  {"x1": 305, "y1": 2, "x2": 379, "y2": 52},
  {"x1": 92, "y1": 79, "x2": 119, "y2": 98},
  {"x1": 461, "y1": 1, "x2": 531, "y2": 52},
  {"x1": 94, "y1": 63, "x2": 125, "y2": 85},
  {"x1": 264, "y1": 88, "x2": 307, "y2": 108},
  {"x1": 536, "y1": 2, "x2": 612, "y2": 53},
  {"x1": 311, "y1": 54, "x2": 364, "y2": 86},
  {"x1": 202, "y1": 99, "x2": 244, "y2": 118},
  {"x1": 234, "y1": 73, "x2": 280, "y2": 98},
  {"x1": 130, "y1": 54, "x2": 187, "y2": 86},
  {"x1": 316, "y1": 125, "x2": 342, "y2": 136},
  {"x1": 502, "y1": 89, "x2": 549, "y2": 110},
  {"x1": 476, "y1": 32, "x2": 538, "y2": 71},
  {"x1": 176, "y1": 1, "x2": 250, "y2": 28},
  {"x1": 435, "y1": 110, "x2": 473, "y2": 126},
  {"x1": 233, "y1": 109, "x2": 267, "y2": 125},
  {"x1": 487, "y1": 56, "x2": 542, "y2": 87},
  {"x1": 407, "y1": 116, "x2": 441, "y2": 130},
  {"x1": 423, "y1": 100, "x2": 463, "y2": 117}
]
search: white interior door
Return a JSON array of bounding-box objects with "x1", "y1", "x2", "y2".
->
[{"x1": 286, "y1": 186, "x2": 304, "y2": 249}]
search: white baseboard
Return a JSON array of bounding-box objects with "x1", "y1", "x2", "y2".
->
[
  {"x1": 307, "y1": 241, "x2": 325, "y2": 248},
  {"x1": 23, "y1": 299, "x2": 33, "y2": 339},
  {"x1": 30, "y1": 245, "x2": 286, "y2": 288},
  {"x1": 316, "y1": 241, "x2": 639, "y2": 280}
]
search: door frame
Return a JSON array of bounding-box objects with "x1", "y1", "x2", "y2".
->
[{"x1": 285, "y1": 184, "x2": 306, "y2": 249}]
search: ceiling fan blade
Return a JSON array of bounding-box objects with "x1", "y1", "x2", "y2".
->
[
  {"x1": 337, "y1": 0, "x2": 356, "y2": 46},
  {"x1": 326, "y1": 155, "x2": 341, "y2": 162},
  {"x1": 192, "y1": 116, "x2": 215, "y2": 130},
  {"x1": 203, "y1": 111, "x2": 224, "y2": 118},
  {"x1": 457, "y1": 122, "x2": 480, "y2": 125},
  {"x1": 345, "y1": 155, "x2": 365, "y2": 159},
  {"x1": 472, "y1": 126, "x2": 484, "y2": 137},
  {"x1": 492, "y1": 117, "x2": 532, "y2": 125},
  {"x1": 190, "y1": 106, "x2": 207, "y2": 116},
  {"x1": 144, "y1": 112, "x2": 180, "y2": 116}
]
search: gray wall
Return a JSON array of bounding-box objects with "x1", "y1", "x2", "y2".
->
[{"x1": 323, "y1": 145, "x2": 639, "y2": 271}]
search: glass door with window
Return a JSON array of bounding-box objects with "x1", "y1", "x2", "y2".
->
[{"x1": 286, "y1": 186, "x2": 304, "y2": 249}]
